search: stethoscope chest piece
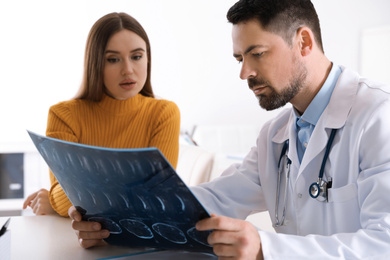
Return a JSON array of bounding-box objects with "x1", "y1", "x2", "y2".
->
[
  {"x1": 309, "y1": 178, "x2": 329, "y2": 202},
  {"x1": 308, "y1": 128, "x2": 337, "y2": 202}
]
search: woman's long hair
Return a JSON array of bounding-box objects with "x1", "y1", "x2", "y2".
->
[{"x1": 75, "y1": 12, "x2": 154, "y2": 101}]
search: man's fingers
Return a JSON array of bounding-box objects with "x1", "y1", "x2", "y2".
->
[
  {"x1": 212, "y1": 243, "x2": 237, "y2": 259},
  {"x1": 196, "y1": 214, "x2": 243, "y2": 232},
  {"x1": 208, "y1": 230, "x2": 238, "y2": 245}
]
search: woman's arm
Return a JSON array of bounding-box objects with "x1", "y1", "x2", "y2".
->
[
  {"x1": 46, "y1": 103, "x2": 80, "y2": 217},
  {"x1": 148, "y1": 100, "x2": 181, "y2": 168}
]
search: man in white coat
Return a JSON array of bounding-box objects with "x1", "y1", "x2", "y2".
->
[
  {"x1": 193, "y1": 0, "x2": 390, "y2": 259},
  {"x1": 69, "y1": 0, "x2": 390, "y2": 259}
]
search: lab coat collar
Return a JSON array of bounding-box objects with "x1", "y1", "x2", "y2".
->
[
  {"x1": 271, "y1": 67, "x2": 359, "y2": 172},
  {"x1": 271, "y1": 108, "x2": 293, "y2": 144},
  {"x1": 272, "y1": 66, "x2": 359, "y2": 140},
  {"x1": 321, "y1": 66, "x2": 358, "y2": 129},
  {"x1": 271, "y1": 110, "x2": 301, "y2": 166},
  {"x1": 298, "y1": 66, "x2": 358, "y2": 173}
]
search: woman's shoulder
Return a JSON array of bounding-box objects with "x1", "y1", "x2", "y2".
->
[
  {"x1": 139, "y1": 96, "x2": 180, "y2": 123},
  {"x1": 141, "y1": 95, "x2": 179, "y2": 111},
  {"x1": 49, "y1": 98, "x2": 91, "y2": 114}
]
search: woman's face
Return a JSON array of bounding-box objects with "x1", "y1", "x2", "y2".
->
[{"x1": 103, "y1": 29, "x2": 148, "y2": 100}]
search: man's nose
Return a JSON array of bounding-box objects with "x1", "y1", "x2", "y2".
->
[{"x1": 239, "y1": 60, "x2": 256, "y2": 80}]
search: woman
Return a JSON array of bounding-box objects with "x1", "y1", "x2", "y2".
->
[{"x1": 23, "y1": 12, "x2": 180, "y2": 217}]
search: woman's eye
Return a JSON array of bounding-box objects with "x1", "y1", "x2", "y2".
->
[
  {"x1": 132, "y1": 54, "x2": 143, "y2": 61},
  {"x1": 107, "y1": 57, "x2": 120, "y2": 63}
]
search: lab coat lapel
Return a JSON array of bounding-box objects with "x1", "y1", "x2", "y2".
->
[
  {"x1": 298, "y1": 124, "x2": 329, "y2": 175},
  {"x1": 298, "y1": 66, "x2": 358, "y2": 175},
  {"x1": 272, "y1": 110, "x2": 300, "y2": 167}
]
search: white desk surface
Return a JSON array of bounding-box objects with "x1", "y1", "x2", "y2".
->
[{"x1": 0, "y1": 215, "x2": 149, "y2": 260}]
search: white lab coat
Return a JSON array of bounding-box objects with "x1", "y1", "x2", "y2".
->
[{"x1": 191, "y1": 67, "x2": 390, "y2": 259}]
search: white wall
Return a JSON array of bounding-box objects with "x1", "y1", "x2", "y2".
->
[
  {"x1": 1, "y1": 0, "x2": 390, "y2": 146},
  {"x1": 360, "y1": 26, "x2": 390, "y2": 84}
]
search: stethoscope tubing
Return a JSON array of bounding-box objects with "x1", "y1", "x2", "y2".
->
[
  {"x1": 318, "y1": 129, "x2": 337, "y2": 179},
  {"x1": 275, "y1": 140, "x2": 291, "y2": 227},
  {"x1": 275, "y1": 128, "x2": 338, "y2": 226}
]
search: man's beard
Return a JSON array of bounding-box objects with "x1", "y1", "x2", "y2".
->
[{"x1": 248, "y1": 61, "x2": 308, "y2": 111}]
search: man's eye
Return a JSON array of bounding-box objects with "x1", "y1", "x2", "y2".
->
[{"x1": 253, "y1": 52, "x2": 263, "y2": 57}]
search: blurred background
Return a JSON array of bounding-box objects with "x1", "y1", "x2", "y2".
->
[{"x1": 1, "y1": 0, "x2": 389, "y2": 145}]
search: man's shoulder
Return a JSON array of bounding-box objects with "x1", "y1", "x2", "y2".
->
[
  {"x1": 359, "y1": 78, "x2": 390, "y2": 97},
  {"x1": 339, "y1": 67, "x2": 390, "y2": 98}
]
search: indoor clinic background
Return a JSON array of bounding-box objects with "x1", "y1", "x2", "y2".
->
[{"x1": 0, "y1": 0, "x2": 390, "y2": 215}]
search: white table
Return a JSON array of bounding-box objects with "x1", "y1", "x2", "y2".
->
[{"x1": 0, "y1": 215, "x2": 148, "y2": 260}]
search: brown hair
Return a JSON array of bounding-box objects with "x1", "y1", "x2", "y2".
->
[
  {"x1": 227, "y1": 0, "x2": 324, "y2": 53},
  {"x1": 75, "y1": 12, "x2": 154, "y2": 101}
]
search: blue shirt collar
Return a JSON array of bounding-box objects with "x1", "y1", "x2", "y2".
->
[{"x1": 294, "y1": 63, "x2": 342, "y2": 127}]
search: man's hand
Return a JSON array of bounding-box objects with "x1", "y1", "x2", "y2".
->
[
  {"x1": 68, "y1": 206, "x2": 110, "y2": 248},
  {"x1": 196, "y1": 214, "x2": 263, "y2": 260},
  {"x1": 23, "y1": 188, "x2": 57, "y2": 215}
]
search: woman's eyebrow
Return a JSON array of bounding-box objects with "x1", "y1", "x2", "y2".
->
[
  {"x1": 105, "y1": 48, "x2": 146, "y2": 54},
  {"x1": 130, "y1": 48, "x2": 146, "y2": 53}
]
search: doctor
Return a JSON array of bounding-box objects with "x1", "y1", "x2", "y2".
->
[
  {"x1": 69, "y1": 0, "x2": 390, "y2": 258},
  {"x1": 193, "y1": 0, "x2": 390, "y2": 259}
]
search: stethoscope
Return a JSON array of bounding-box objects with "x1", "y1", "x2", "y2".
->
[{"x1": 274, "y1": 129, "x2": 337, "y2": 227}]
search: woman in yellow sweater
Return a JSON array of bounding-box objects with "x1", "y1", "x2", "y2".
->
[{"x1": 23, "y1": 12, "x2": 180, "y2": 217}]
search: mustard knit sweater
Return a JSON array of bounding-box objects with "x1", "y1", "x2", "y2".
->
[{"x1": 46, "y1": 93, "x2": 180, "y2": 217}]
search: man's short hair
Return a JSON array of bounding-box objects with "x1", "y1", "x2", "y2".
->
[{"x1": 227, "y1": 0, "x2": 324, "y2": 52}]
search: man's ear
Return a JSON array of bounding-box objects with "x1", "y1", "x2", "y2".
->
[{"x1": 297, "y1": 27, "x2": 313, "y2": 57}]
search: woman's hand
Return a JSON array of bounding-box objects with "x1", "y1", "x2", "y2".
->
[
  {"x1": 23, "y1": 188, "x2": 57, "y2": 215},
  {"x1": 68, "y1": 206, "x2": 110, "y2": 248}
]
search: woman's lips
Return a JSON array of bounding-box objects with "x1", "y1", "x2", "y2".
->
[{"x1": 119, "y1": 79, "x2": 136, "y2": 90}]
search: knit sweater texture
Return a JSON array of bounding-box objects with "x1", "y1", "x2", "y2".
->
[{"x1": 46, "y1": 93, "x2": 180, "y2": 217}]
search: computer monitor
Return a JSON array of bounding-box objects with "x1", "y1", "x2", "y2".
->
[{"x1": 0, "y1": 153, "x2": 24, "y2": 199}]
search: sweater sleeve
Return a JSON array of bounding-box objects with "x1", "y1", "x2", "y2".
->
[
  {"x1": 149, "y1": 100, "x2": 181, "y2": 169},
  {"x1": 44, "y1": 98, "x2": 180, "y2": 217},
  {"x1": 46, "y1": 102, "x2": 80, "y2": 217}
]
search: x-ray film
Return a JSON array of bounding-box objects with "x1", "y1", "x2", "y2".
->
[{"x1": 28, "y1": 131, "x2": 212, "y2": 253}]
